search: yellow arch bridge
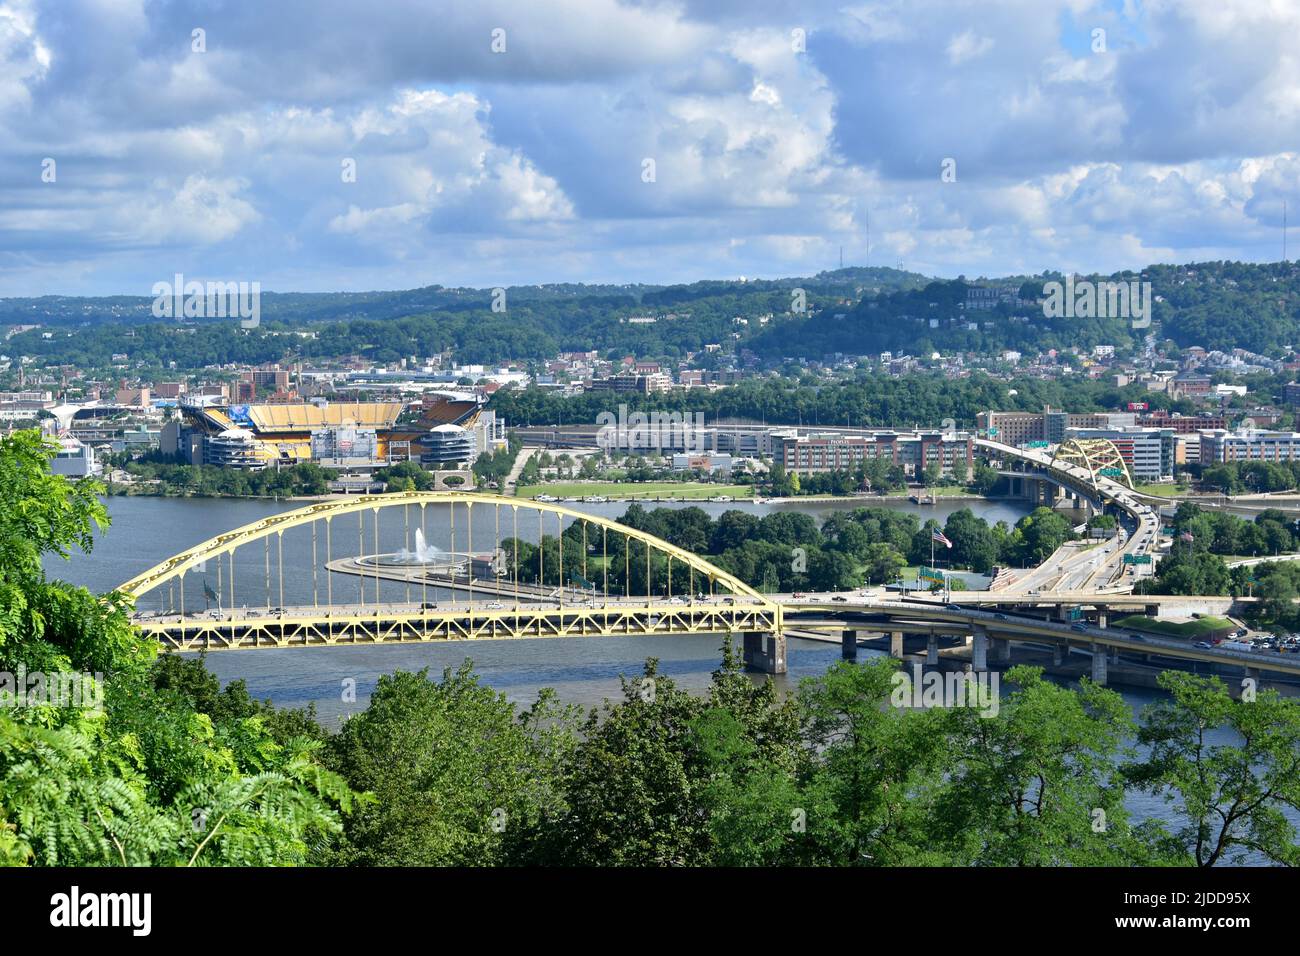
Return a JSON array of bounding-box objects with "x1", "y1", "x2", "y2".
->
[
  {"x1": 118, "y1": 491, "x2": 1300, "y2": 685},
  {"x1": 119, "y1": 492, "x2": 789, "y2": 672}
]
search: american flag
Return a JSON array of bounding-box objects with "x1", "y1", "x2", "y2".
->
[{"x1": 932, "y1": 529, "x2": 953, "y2": 548}]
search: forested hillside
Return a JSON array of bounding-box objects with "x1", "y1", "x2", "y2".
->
[{"x1": 5, "y1": 261, "x2": 1299, "y2": 370}]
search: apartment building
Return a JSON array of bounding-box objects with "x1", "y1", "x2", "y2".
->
[
  {"x1": 1199, "y1": 429, "x2": 1300, "y2": 464},
  {"x1": 977, "y1": 411, "x2": 1044, "y2": 446},
  {"x1": 774, "y1": 430, "x2": 974, "y2": 479},
  {"x1": 1136, "y1": 412, "x2": 1226, "y2": 433}
]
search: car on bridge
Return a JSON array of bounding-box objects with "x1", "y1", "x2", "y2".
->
[{"x1": 1071, "y1": 622, "x2": 1090, "y2": 632}]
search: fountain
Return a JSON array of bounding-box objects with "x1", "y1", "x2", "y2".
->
[{"x1": 360, "y1": 528, "x2": 475, "y2": 573}]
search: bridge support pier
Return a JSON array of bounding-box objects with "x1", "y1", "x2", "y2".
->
[
  {"x1": 841, "y1": 629, "x2": 858, "y2": 661},
  {"x1": 927, "y1": 635, "x2": 938, "y2": 666},
  {"x1": 743, "y1": 631, "x2": 787, "y2": 675},
  {"x1": 993, "y1": 637, "x2": 1012, "y2": 663},
  {"x1": 1090, "y1": 643, "x2": 1108, "y2": 685},
  {"x1": 1053, "y1": 642, "x2": 1068, "y2": 666},
  {"x1": 971, "y1": 627, "x2": 988, "y2": 671},
  {"x1": 890, "y1": 630, "x2": 904, "y2": 658}
]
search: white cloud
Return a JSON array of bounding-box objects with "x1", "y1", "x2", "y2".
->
[
  {"x1": 120, "y1": 175, "x2": 260, "y2": 244},
  {"x1": 946, "y1": 30, "x2": 994, "y2": 65},
  {"x1": 0, "y1": 0, "x2": 1298, "y2": 294}
]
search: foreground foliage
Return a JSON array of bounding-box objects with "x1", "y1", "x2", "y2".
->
[{"x1": 0, "y1": 431, "x2": 360, "y2": 866}]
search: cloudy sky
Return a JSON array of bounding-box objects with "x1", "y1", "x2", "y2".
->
[{"x1": 0, "y1": 0, "x2": 1297, "y2": 296}]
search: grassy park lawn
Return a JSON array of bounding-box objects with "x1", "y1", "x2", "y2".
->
[
  {"x1": 516, "y1": 481, "x2": 754, "y2": 500},
  {"x1": 1114, "y1": 614, "x2": 1235, "y2": 638},
  {"x1": 1133, "y1": 483, "x2": 1190, "y2": 498}
]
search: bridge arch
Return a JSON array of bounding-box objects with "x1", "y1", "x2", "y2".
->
[
  {"x1": 117, "y1": 491, "x2": 769, "y2": 605},
  {"x1": 1050, "y1": 437, "x2": 1134, "y2": 489}
]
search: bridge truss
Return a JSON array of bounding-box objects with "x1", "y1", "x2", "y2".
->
[{"x1": 118, "y1": 491, "x2": 782, "y2": 652}]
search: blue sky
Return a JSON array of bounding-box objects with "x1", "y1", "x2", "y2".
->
[{"x1": 0, "y1": 0, "x2": 1297, "y2": 296}]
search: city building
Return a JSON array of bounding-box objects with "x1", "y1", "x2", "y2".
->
[
  {"x1": 1199, "y1": 429, "x2": 1300, "y2": 464},
  {"x1": 977, "y1": 411, "x2": 1044, "y2": 445},
  {"x1": 417, "y1": 423, "x2": 475, "y2": 466},
  {"x1": 671, "y1": 453, "x2": 734, "y2": 474},
  {"x1": 203, "y1": 428, "x2": 269, "y2": 469},
  {"x1": 1170, "y1": 372, "x2": 1213, "y2": 398},
  {"x1": 586, "y1": 373, "x2": 672, "y2": 394},
  {"x1": 1136, "y1": 411, "x2": 1226, "y2": 433},
  {"x1": 773, "y1": 430, "x2": 974, "y2": 479},
  {"x1": 49, "y1": 434, "x2": 100, "y2": 478}
]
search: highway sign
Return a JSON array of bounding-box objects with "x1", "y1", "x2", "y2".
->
[
  {"x1": 918, "y1": 566, "x2": 946, "y2": 585},
  {"x1": 1122, "y1": 554, "x2": 1153, "y2": 565}
]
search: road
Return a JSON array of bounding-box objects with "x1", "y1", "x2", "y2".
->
[
  {"x1": 976, "y1": 438, "x2": 1162, "y2": 592},
  {"x1": 139, "y1": 594, "x2": 1300, "y2": 677}
]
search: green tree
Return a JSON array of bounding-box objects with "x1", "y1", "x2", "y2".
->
[
  {"x1": 323, "y1": 665, "x2": 577, "y2": 866},
  {"x1": 928, "y1": 667, "x2": 1144, "y2": 866},
  {"x1": 795, "y1": 659, "x2": 950, "y2": 865},
  {"x1": 0, "y1": 430, "x2": 357, "y2": 867},
  {"x1": 1124, "y1": 672, "x2": 1300, "y2": 867}
]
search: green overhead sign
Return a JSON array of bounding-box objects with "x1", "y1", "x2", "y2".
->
[
  {"x1": 1123, "y1": 554, "x2": 1153, "y2": 565},
  {"x1": 918, "y1": 566, "x2": 946, "y2": 585}
]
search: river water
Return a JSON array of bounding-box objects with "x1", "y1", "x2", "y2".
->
[{"x1": 42, "y1": 494, "x2": 1294, "y2": 862}]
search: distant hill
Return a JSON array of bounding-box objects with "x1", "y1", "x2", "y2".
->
[
  {"x1": 4, "y1": 261, "x2": 1298, "y2": 368},
  {"x1": 0, "y1": 266, "x2": 926, "y2": 329}
]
